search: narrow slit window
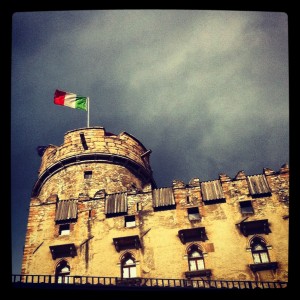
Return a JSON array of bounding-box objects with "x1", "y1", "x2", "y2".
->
[
  {"x1": 59, "y1": 224, "x2": 70, "y2": 236},
  {"x1": 84, "y1": 171, "x2": 92, "y2": 179},
  {"x1": 188, "y1": 207, "x2": 201, "y2": 221},
  {"x1": 125, "y1": 216, "x2": 136, "y2": 228},
  {"x1": 80, "y1": 133, "x2": 88, "y2": 150},
  {"x1": 240, "y1": 200, "x2": 254, "y2": 214},
  {"x1": 186, "y1": 195, "x2": 190, "y2": 203}
]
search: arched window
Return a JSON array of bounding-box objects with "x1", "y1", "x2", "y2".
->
[
  {"x1": 187, "y1": 245, "x2": 205, "y2": 271},
  {"x1": 121, "y1": 253, "x2": 137, "y2": 278},
  {"x1": 55, "y1": 260, "x2": 70, "y2": 283},
  {"x1": 250, "y1": 237, "x2": 270, "y2": 264}
]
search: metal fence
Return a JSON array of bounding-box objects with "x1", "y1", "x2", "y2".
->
[{"x1": 11, "y1": 274, "x2": 288, "y2": 290}]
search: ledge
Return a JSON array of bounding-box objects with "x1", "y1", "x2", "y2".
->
[
  {"x1": 185, "y1": 269, "x2": 212, "y2": 278},
  {"x1": 249, "y1": 262, "x2": 278, "y2": 272},
  {"x1": 184, "y1": 269, "x2": 211, "y2": 278}
]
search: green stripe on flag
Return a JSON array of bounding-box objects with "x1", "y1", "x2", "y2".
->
[{"x1": 75, "y1": 97, "x2": 87, "y2": 111}]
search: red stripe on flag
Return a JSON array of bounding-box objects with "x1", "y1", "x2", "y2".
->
[{"x1": 54, "y1": 89, "x2": 67, "y2": 106}]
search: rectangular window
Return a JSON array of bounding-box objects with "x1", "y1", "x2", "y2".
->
[
  {"x1": 197, "y1": 259, "x2": 205, "y2": 270},
  {"x1": 253, "y1": 253, "x2": 260, "y2": 264},
  {"x1": 125, "y1": 216, "x2": 136, "y2": 228},
  {"x1": 59, "y1": 224, "x2": 70, "y2": 236},
  {"x1": 239, "y1": 200, "x2": 254, "y2": 214},
  {"x1": 123, "y1": 268, "x2": 129, "y2": 278},
  {"x1": 260, "y1": 252, "x2": 270, "y2": 263},
  {"x1": 130, "y1": 266, "x2": 137, "y2": 278},
  {"x1": 189, "y1": 260, "x2": 197, "y2": 271},
  {"x1": 188, "y1": 207, "x2": 201, "y2": 221},
  {"x1": 84, "y1": 170, "x2": 92, "y2": 179}
]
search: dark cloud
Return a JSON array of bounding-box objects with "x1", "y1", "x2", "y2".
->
[{"x1": 11, "y1": 10, "x2": 289, "y2": 274}]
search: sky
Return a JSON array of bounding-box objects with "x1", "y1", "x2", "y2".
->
[{"x1": 11, "y1": 10, "x2": 289, "y2": 274}]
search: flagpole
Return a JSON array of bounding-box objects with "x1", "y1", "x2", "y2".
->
[{"x1": 87, "y1": 97, "x2": 90, "y2": 127}]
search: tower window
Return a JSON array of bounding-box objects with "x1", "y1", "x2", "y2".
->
[
  {"x1": 59, "y1": 224, "x2": 70, "y2": 236},
  {"x1": 84, "y1": 171, "x2": 92, "y2": 179},
  {"x1": 125, "y1": 216, "x2": 136, "y2": 228},
  {"x1": 239, "y1": 200, "x2": 254, "y2": 214},
  {"x1": 80, "y1": 133, "x2": 88, "y2": 150},
  {"x1": 188, "y1": 207, "x2": 201, "y2": 221}
]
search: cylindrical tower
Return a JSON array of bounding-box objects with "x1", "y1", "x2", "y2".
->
[
  {"x1": 21, "y1": 127, "x2": 156, "y2": 276},
  {"x1": 33, "y1": 126, "x2": 156, "y2": 200}
]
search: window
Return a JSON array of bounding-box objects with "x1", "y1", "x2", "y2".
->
[
  {"x1": 239, "y1": 200, "x2": 254, "y2": 214},
  {"x1": 80, "y1": 133, "x2": 88, "y2": 150},
  {"x1": 251, "y1": 237, "x2": 270, "y2": 264},
  {"x1": 121, "y1": 253, "x2": 137, "y2": 278},
  {"x1": 125, "y1": 216, "x2": 136, "y2": 228},
  {"x1": 55, "y1": 260, "x2": 70, "y2": 284},
  {"x1": 188, "y1": 207, "x2": 201, "y2": 221},
  {"x1": 187, "y1": 245, "x2": 205, "y2": 271},
  {"x1": 59, "y1": 224, "x2": 70, "y2": 236},
  {"x1": 84, "y1": 171, "x2": 92, "y2": 179}
]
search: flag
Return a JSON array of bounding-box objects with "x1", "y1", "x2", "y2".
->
[{"x1": 54, "y1": 89, "x2": 88, "y2": 111}]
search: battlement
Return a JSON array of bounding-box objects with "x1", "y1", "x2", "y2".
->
[
  {"x1": 38, "y1": 127, "x2": 152, "y2": 176},
  {"x1": 32, "y1": 127, "x2": 156, "y2": 198}
]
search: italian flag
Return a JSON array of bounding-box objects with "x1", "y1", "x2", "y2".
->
[{"x1": 54, "y1": 89, "x2": 88, "y2": 111}]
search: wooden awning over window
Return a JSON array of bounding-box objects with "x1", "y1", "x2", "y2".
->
[
  {"x1": 55, "y1": 200, "x2": 77, "y2": 222},
  {"x1": 105, "y1": 193, "x2": 127, "y2": 215},
  {"x1": 178, "y1": 227, "x2": 208, "y2": 244},
  {"x1": 113, "y1": 235, "x2": 141, "y2": 252},
  {"x1": 247, "y1": 175, "x2": 271, "y2": 197},
  {"x1": 49, "y1": 243, "x2": 77, "y2": 260},
  {"x1": 152, "y1": 188, "x2": 175, "y2": 208},
  {"x1": 238, "y1": 219, "x2": 270, "y2": 236},
  {"x1": 200, "y1": 180, "x2": 225, "y2": 204}
]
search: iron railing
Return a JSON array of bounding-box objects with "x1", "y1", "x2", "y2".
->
[{"x1": 11, "y1": 274, "x2": 288, "y2": 289}]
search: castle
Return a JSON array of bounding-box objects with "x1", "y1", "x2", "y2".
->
[{"x1": 20, "y1": 126, "x2": 289, "y2": 288}]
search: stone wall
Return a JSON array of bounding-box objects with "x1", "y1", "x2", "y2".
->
[{"x1": 22, "y1": 165, "x2": 289, "y2": 282}]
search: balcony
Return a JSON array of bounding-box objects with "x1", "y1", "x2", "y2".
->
[
  {"x1": 11, "y1": 274, "x2": 287, "y2": 290},
  {"x1": 185, "y1": 269, "x2": 212, "y2": 278},
  {"x1": 249, "y1": 262, "x2": 278, "y2": 272}
]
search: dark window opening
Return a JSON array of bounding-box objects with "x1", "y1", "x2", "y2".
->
[
  {"x1": 240, "y1": 200, "x2": 254, "y2": 214},
  {"x1": 186, "y1": 195, "x2": 190, "y2": 203},
  {"x1": 84, "y1": 171, "x2": 92, "y2": 179},
  {"x1": 59, "y1": 224, "x2": 70, "y2": 236},
  {"x1": 125, "y1": 216, "x2": 136, "y2": 228},
  {"x1": 80, "y1": 133, "x2": 88, "y2": 150},
  {"x1": 188, "y1": 207, "x2": 201, "y2": 221}
]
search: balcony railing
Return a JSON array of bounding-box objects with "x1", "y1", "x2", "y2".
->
[{"x1": 11, "y1": 274, "x2": 288, "y2": 290}]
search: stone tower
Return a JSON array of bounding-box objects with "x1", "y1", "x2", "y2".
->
[{"x1": 21, "y1": 127, "x2": 156, "y2": 277}]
